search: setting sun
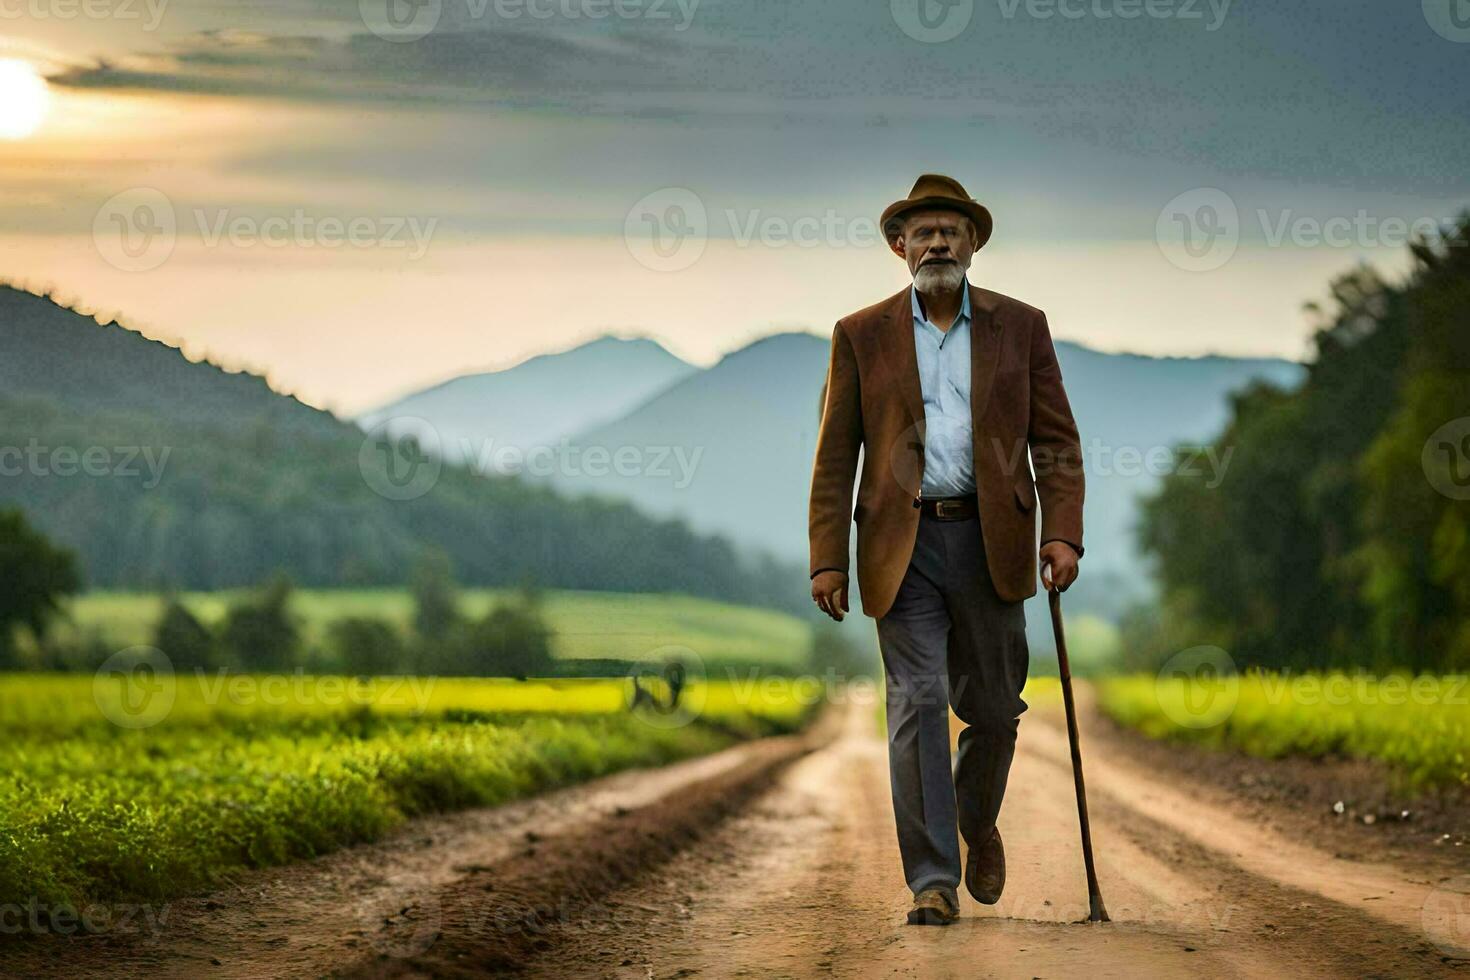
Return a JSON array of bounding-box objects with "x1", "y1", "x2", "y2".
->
[{"x1": 0, "y1": 58, "x2": 49, "y2": 139}]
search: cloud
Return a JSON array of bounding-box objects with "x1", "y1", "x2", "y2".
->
[
  {"x1": 32, "y1": 0, "x2": 1470, "y2": 194},
  {"x1": 44, "y1": 24, "x2": 724, "y2": 108}
]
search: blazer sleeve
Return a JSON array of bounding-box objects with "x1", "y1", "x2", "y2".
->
[
  {"x1": 809, "y1": 322, "x2": 863, "y2": 577},
  {"x1": 1028, "y1": 310, "x2": 1085, "y2": 555}
]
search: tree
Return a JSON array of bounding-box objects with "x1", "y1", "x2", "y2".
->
[
  {"x1": 1351, "y1": 223, "x2": 1470, "y2": 671},
  {"x1": 411, "y1": 548, "x2": 461, "y2": 642},
  {"x1": 0, "y1": 509, "x2": 81, "y2": 667},
  {"x1": 326, "y1": 616, "x2": 408, "y2": 676},
  {"x1": 459, "y1": 591, "x2": 553, "y2": 678},
  {"x1": 219, "y1": 573, "x2": 300, "y2": 671},
  {"x1": 152, "y1": 596, "x2": 217, "y2": 672}
]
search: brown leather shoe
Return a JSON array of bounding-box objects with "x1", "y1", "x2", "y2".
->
[
  {"x1": 906, "y1": 887, "x2": 959, "y2": 925},
  {"x1": 965, "y1": 827, "x2": 1005, "y2": 905}
]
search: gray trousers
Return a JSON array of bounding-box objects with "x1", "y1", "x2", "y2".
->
[{"x1": 876, "y1": 512, "x2": 1030, "y2": 895}]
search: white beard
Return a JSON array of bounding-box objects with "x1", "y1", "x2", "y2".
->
[{"x1": 913, "y1": 260, "x2": 967, "y2": 295}]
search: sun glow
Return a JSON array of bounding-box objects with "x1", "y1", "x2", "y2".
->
[{"x1": 0, "y1": 59, "x2": 50, "y2": 140}]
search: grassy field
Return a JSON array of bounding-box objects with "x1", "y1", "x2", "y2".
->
[
  {"x1": 55, "y1": 589, "x2": 814, "y2": 672},
  {"x1": 1097, "y1": 672, "x2": 1470, "y2": 790},
  {"x1": 0, "y1": 673, "x2": 817, "y2": 911}
]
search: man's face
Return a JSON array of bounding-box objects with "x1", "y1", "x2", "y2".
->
[{"x1": 895, "y1": 209, "x2": 976, "y2": 293}]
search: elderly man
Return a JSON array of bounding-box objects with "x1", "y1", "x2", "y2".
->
[{"x1": 809, "y1": 174, "x2": 1085, "y2": 925}]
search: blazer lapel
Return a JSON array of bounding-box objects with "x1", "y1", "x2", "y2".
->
[
  {"x1": 878, "y1": 287, "x2": 925, "y2": 428},
  {"x1": 969, "y1": 283, "x2": 1003, "y2": 436}
]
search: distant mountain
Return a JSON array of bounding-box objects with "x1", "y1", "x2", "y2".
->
[
  {"x1": 0, "y1": 285, "x2": 799, "y2": 611},
  {"x1": 548, "y1": 332, "x2": 827, "y2": 558},
  {"x1": 357, "y1": 337, "x2": 696, "y2": 466},
  {"x1": 545, "y1": 328, "x2": 1305, "y2": 614}
]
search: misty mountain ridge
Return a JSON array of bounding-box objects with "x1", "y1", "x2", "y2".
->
[
  {"x1": 541, "y1": 331, "x2": 1298, "y2": 574},
  {"x1": 358, "y1": 335, "x2": 696, "y2": 466}
]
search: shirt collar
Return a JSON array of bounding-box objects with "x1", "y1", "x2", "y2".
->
[{"x1": 911, "y1": 280, "x2": 971, "y2": 329}]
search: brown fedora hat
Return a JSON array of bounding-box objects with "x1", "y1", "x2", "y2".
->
[{"x1": 881, "y1": 173, "x2": 993, "y2": 250}]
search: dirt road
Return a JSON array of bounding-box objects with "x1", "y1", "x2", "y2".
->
[
  {"x1": 4, "y1": 692, "x2": 1467, "y2": 979},
  {"x1": 516, "y1": 695, "x2": 1469, "y2": 979}
]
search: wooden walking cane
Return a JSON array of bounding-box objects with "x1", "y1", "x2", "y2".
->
[{"x1": 1047, "y1": 585, "x2": 1110, "y2": 923}]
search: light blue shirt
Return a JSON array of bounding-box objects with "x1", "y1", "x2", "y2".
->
[{"x1": 913, "y1": 284, "x2": 976, "y2": 498}]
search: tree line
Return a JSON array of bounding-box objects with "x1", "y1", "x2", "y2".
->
[
  {"x1": 1125, "y1": 214, "x2": 1470, "y2": 674},
  {"x1": 0, "y1": 535, "x2": 555, "y2": 677},
  {"x1": 1, "y1": 517, "x2": 875, "y2": 679}
]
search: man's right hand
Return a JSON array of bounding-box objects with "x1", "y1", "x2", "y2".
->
[{"x1": 811, "y1": 570, "x2": 850, "y2": 622}]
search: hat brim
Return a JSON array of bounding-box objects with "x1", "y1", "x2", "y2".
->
[{"x1": 881, "y1": 197, "x2": 993, "y2": 250}]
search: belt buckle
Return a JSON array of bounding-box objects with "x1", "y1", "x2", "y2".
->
[{"x1": 936, "y1": 499, "x2": 960, "y2": 520}]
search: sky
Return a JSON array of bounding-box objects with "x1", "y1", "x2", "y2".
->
[{"x1": 0, "y1": 0, "x2": 1467, "y2": 414}]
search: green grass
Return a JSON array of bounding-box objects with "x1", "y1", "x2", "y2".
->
[
  {"x1": 55, "y1": 588, "x2": 812, "y2": 671},
  {"x1": 1097, "y1": 672, "x2": 1470, "y2": 790},
  {"x1": 0, "y1": 674, "x2": 818, "y2": 912}
]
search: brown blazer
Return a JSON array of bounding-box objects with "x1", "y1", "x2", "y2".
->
[{"x1": 809, "y1": 283, "x2": 1085, "y2": 619}]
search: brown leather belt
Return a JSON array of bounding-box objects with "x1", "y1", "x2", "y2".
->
[{"x1": 915, "y1": 494, "x2": 978, "y2": 521}]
